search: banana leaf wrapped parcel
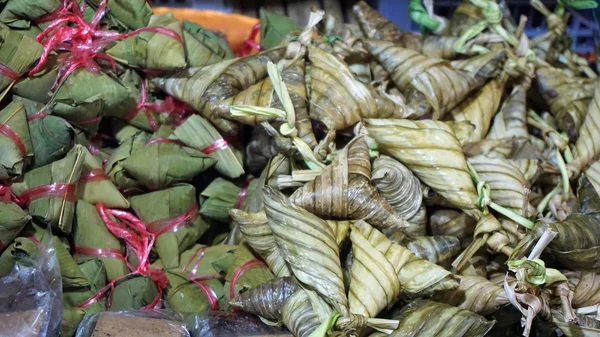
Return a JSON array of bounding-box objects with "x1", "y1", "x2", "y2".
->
[
  {"x1": 0, "y1": 100, "x2": 33, "y2": 180},
  {"x1": 0, "y1": 23, "x2": 43, "y2": 91}
]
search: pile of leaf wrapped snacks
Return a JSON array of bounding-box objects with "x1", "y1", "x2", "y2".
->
[{"x1": 1, "y1": 0, "x2": 600, "y2": 336}]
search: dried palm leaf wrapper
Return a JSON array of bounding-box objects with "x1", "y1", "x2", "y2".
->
[
  {"x1": 369, "y1": 299, "x2": 494, "y2": 337},
  {"x1": 214, "y1": 59, "x2": 316, "y2": 148},
  {"x1": 569, "y1": 80, "x2": 600, "y2": 174},
  {"x1": 264, "y1": 186, "x2": 348, "y2": 315},
  {"x1": 130, "y1": 184, "x2": 209, "y2": 269},
  {"x1": 353, "y1": 1, "x2": 421, "y2": 50},
  {"x1": 182, "y1": 20, "x2": 234, "y2": 67},
  {"x1": 76, "y1": 147, "x2": 129, "y2": 209},
  {"x1": 577, "y1": 175, "x2": 600, "y2": 215},
  {"x1": 388, "y1": 232, "x2": 461, "y2": 269},
  {"x1": 429, "y1": 210, "x2": 477, "y2": 244},
  {"x1": 224, "y1": 243, "x2": 274, "y2": 301},
  {"x1": 584, "y1": 161, "x2": 600, "y2": 200},
  {"x1": 488, "y1": 75, "x2": 532, "y2": 142},
  {"x1": 230, "y1": 277, "x2": 301, "y2": 322},
  {"x1": 307, "y1": 46, "x2": 405, "y2": 131},
  {"x1": 122, "y1": 126, "x2": 216, "y2": 190},
  {"x1": 0, "y1": 23, "x2": 43, "y2": 91},
  {"x1": 450, "y1": 74, "x2": 507, "y2": 143},
  {"x1": 536, "y1": 66, "x2": 595, "y2": 141},
  {"x1": 353, "y1": 220, "x2": 458, "y2": 298},
  {"x1": 172, "y1": 115, "x2": 244, "y2": 179},
  {"x1": 290, "y1": 136, "x2": 408, "y2": 232},
  {"x1": 563, "y1": 271, "x2": 600, "y2": 308},
  {"x1": 366, "y1": 40, "x2": 500, "y2": 120},
  {"x1": 446, "y1": 0, "x2": 484, "y2": 37},
  {"x1": 86, "y1": 0, "x2": 152, "y2": 30},
  {"x1": 107, "y1": 13, "x2": 186, "y2": 71},
  {"x1": 348, "y1": 222, "x2": 401, "y2": 317},
  {"x1": 432, "y1": 275, "x2": 509, "y2": 315},
  {"x1": 372, "y1": 155, "x2": 423, "y2": 220},
  {"x1": 282, "y1": 289, "x2": 330, "y2": 337},
  {"x1": 73, "y1": 201, "x2": 129, "y2": 281},
  {"x1": 0, "y1": 100, "x2": 33, "y2": 180},
  {"x1": 468, "y1": 155, "x2": 535, "y2": 216},
  {"x1": 365, "y1": 119, "x2": 480, "y2": 219},
  {"x1": 230, "y1": 209, "x2": 292, "y2": 278},
  {"x1": 154, "y1": 48, "x2": 285, "y2": 134},
  {"x1": 11, "y1": 145, "x2": 84, "y2": 233}
]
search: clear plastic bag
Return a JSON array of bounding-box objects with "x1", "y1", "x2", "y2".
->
[
  {"x1": 0, "y1": 228, "x2": 63, "y2": 337},
  {"x1": 75, "y1": 310, "x2": 191, "y2": 337}
]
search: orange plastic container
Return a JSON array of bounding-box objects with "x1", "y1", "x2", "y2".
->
[{"x1": 153, "y1": 8, "x2": 259, "y2": 54}]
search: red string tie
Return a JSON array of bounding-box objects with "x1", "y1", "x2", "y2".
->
[
  {"x1": 0, "y1": 63, "x2": 21, "y2": 81},
  {"x1": 122, "y1": 81, "x2": 159, "y2": 131},
  {"x1": 235, "y1": 177, "x2": 255, "y2": 210},
  {"x1": 79, "y1": 168, "x2": 109, "y2": 183},
  {"x1": 145, "y1": 138, "x2": 185, "y2": 146},
  {"x1": 180, "y1": 246, "x2": 221, "y2": 310},
  {"x1": 229, "y1": 258, "x2": 268, "y2": 300},
  {"x1": 201, "y1": 139, "x2": 229, "y2": 155},
  {"x1": 27, "y1": 112, "x2": 50, "y2": 122},
  {"x1": 240, "y1": 23, "x2": 261, "y2": 57},
  {"x1": 18, "y1": 183, "x2": 77, "y2": 206},
  {"x1": 0, "y1": 122, "x2": 27, "y2": 158},
  {"x1": 146, "y1": 203, "x2": 200, "y2": 237}
]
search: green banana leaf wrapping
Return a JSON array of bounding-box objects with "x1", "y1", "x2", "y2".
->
[
  {"x1": 130, "y1": 184, "x2": 209, "y2": 269},
  {"x1": 25, "y1": 105, "x2": 76, "y2": 169},
  {"x1": 0, "y1": 0, "x2": 62, "y2": 28},
  {"x1": 225, "y1": 243, "x2": 274, "y2": 300},
  {"x1": 570, "y1": 80, "x2": 600, "y2": 172},
  {"x1": 348, "y1": 222, "x2": 401, "y2": 317},
  {"x1": 264, "y1": 186, "x2": 348, "y2": 315},
  {"x1": 308, "y1": 45, "x2": 405, "y2": 131},
  {"x1": 154, "y1": 48, "x2": 286, "y2": 134},
  {"x1": 163, "y1": 270, "x2": 225, "y2": 313},
  {"x1": 74, "y1": 201, "x2": 129, "y2": 281},
  {"x1": 536, "y1": 66, "x2": 595, "y2": 140},
  {"x1": 61, "y1": 307, "x2": 85, "y2": 337},
  {"x1": 86, "y1": 0, "x2": 152, "y2": 30},
  {"x1": 200, "y1": 178, "x2": 258, "y2": 223},
  {"x1": 290, "y1": 136, "x2": 408, "y2": 232},
  {"x1": 564, "y1": 271, "x2": 600, "y2": 308},
  {"x1": 12, "y1": 56, "x2": 58, "y2": 103},
  {"x1": 122, "y1": 126, "x2": 216, "y2": 190},
  {"x1": 53, "y1": 235, "x2": 91, "y2": 289},
  {"x1": 366, "y1": 119, "x2": 481, "y2": 219},
  {"x1": 260, "y1": 8, "x2": 301, "y2": 50},
  {"x1": 11, "y1": 145, "x2": 84, "y2": 233},
  {"x1": 0, "y1": 23, "x2": 43, "y2": 91},
  {"x1": 0, "y1": 201, "x2": 30, "y2": 250},
  {"x1": 229, "y1": 209, "x2": 292, "y2": 278},
  {"x1": 0, "y1": 236, "x2": 41, "y2": 276},
  {"x1": 105, "y1": 128, "x2": 149, "y2": 189},
  {"x1": 488, "y1": 76, "x2": 531, "y2": 141},
  {"x1": 215, "y1": 58, "x2": 317, "y2": 148},
  {"x1": 183, "y1": 20, "x2": 234, "y2": 67},
  {"x1": 63, "y1": 258, "x2": 107, "y2": 313},
  {"x1": 77, "y1": 147, "x2": 129, "y2": 209},
  {"x1": 0, "y1": 100, "x2": 33, "y2": 179},
  {"x1": 372, "y1": 155, "x2": 423, "y2": 220},
  {"x1": 353, "y1": 1, "x2": 421, "y2": 50},
  {"x1": 370, "y1": 299, "x2": 494, "y2": 337},
  {"x1": 365, "y1": 40, "x2": 500, "y2": 120},
  {"x1": 446, "y1": 0, "x2": 483, "y2": 37},
  {"x1": 353, "y1": 220, "x2": 458, "y2": 298},
  {"x1": 450, "y1": 75, "x2": 507, "y2": 142},
  {"x1": 388, "y1": 232, "x2": 461, "y2": 269},
  {"x1": 107, "y1": 13, "x2": 186, "y2": 71},
  {"x1": 110, "y1": 276, "x2": 159, "y2": 311},
  {"x1": 468, "y1": 155, "x2": 535, "y2": 216},
  {"x1": 172, "y1": 114, "x2": 244, "y2": 179},
  {"x1": 50, "y1": 69, "x2": 130, "y2": 135},
  {"x1": 230, "y1": 276, "x2": 301, "y2": 322},
  {"x1": 432, "y1": 275, "x2": 508, "y2": 315}
]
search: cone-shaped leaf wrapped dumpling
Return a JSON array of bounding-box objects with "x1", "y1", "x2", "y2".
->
[
  {"x1": 366, "y1": 119, "x2": 480, "y2": 219},
  {"x1": 432, "y1": 275, "x2": 509, "y2": 315},
  {"x1": 77, "y1": 147, "x2": 129, "y2": 209},
  {"x1": 230, "y1": 209, "x2": 292, "y2": 278},
  {"x1": 154, "y1": 48, "x2": 286, "y2": 134},
  {"x1": 230, "y1": 276, "x2": 301, "y2": 322},
  {"x1": 370, "y1": 299, "x2": 494, "y2": 337},
  {"x1": 308, "y1": 46, "x2": 405, "y2": 131},
  {"x1": 0, "y1": 201, "x2": 30, "y2": 251},
  {"x1": 182, "y1": 20, "x2": 234, "y2": 67},
  {"x1": 290, "y1": 136, "x2": 408, "y2": 232},
  {"x1": 104, "y1": 127, "x2": 150, "y2": 189},
  {"x1": 264, "y1": 186, "x2": 348, "y2": 315},
  {"x1": 224, "y1": 243, "x2": 274, "y2": 301},
  {"x1": 11, "y1": 145, "x2": 85, "y2": 233},
  {"x1": 569, "y1": 80, "x2": 600, "y2": 173},
  {"x1": 73, "y1": 201, "x2": 129, "y2": 281},
  {"x1": 487, "y1": 75, "x2": 531, "y2": 142},
  {"x1": 130, "y1": 184, "x2": 209, "y2": 269},
  {"x1": 353, "y1": 221, "x2": 458, "y2": 297},
  {"x1": 366, "y1": 40, "x2": 501, "y2": 120},
  {"x1": 87, "y1": 0, "x2": 152, "y2": 30},
  {"x1": 107, "y1": 13, "x2": 186, "y2": 71},
  {"x1": 0, "y1": 23, "x2": 43, "y2": 91},
  {"x1": 122, "y1": 126, "x2": 216, "y2": 190},
  {"x1": 0, "y1": 100, "x2": 33, "y2": 179},
  {"x1": 388, "y1": 232, "x2": 461, "y2": 269}
]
